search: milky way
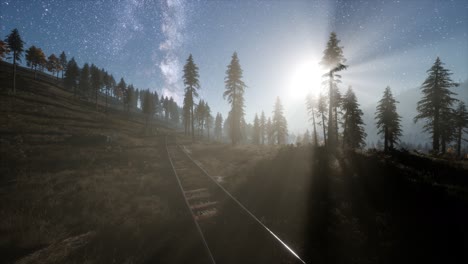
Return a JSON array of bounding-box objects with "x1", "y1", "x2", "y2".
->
[{"x1": 1, "y1": 0, "x2": 467, "y2": 132}]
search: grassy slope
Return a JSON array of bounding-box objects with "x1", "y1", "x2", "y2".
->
[
  {"x1": 0, "y1": 71, "x2": 208, "y2": 264},
  {"x1": 191, "y1": 143, "x2": 468, "y2": 264}
]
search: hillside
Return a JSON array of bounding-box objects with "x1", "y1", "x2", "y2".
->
[
  {"x1": 190, "y1": 144, "x2": 468, "y2": 264},
  {"x1": 0, "y1": 69, "x2": 209, "y2": 263},
  {"x1": 1, "y1": 66, "x2": 467, "y2": 264}
]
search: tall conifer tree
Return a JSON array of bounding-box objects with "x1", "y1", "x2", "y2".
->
[
  {"x1": 183, "y1": 54, "x2": 200, "y2": 142},
  {"x1": 375, "y1": 86, "x2": 402, "y2": 151},
  {"x1": 342, "y1": 88, "x2": 366, "y2": 149},
  {"x1": 414, "y1": 57, "x2": 458, "y2": 153},
  {"x1": 224, "y1": 52, "x2": 247, "y2": 145}
]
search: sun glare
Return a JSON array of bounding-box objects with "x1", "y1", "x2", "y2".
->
[{"x1": 289, "y1": 60, "x2": 323, "y2": 99}]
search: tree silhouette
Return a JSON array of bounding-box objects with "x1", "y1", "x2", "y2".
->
[
  {"x1": 59, "y1": 51, "x2": 67, "y2": 79},
  {"x1": 25, "y1": 46, "x2": 46, "y2": 80},
  {"x1": 266, "y1": 117, "x2": 274, "y2": 145},
  {"x1": 214, "y1": 113, "x2": 223, "y2": 141},
  {"x1": 253, "y1": 113, "x2": 260, "y2": 144},
  {"x1": 183, "y1": 54, "x2": 200, "y2": 142},
  {"x1": 183, "y1": 90, "x2": 191, "y2": 136},
  {"x1": 205, "y1": 102, "x2": 212, "y2": 139},
  {"x1": 414, "y1": 57, "x2": 458, "y2": 153},
  {"x1": 64, "y1": 57, "x2": 79, "y2": 97},
  {"x1": 5, "y1": 28, "x2": 25, "y2": 94},
  {"x1": 375, "y1": 86, "x2": 402, "y2": 152},
  {"x1": 306, "y1": 94, "x2": 319, "y2": 146},
  {"x1": 102, "y1": 70, "x2": 110, "y2": 110},
  {"x1": 320, "y1": 32, "x2": 347, "y2": 149},
  {"x1": 453, "y1": 101, "x2": 468, "y2": 157},
  {"x1": 195, "y1": 99, "x2": 205, "y2": 137},
  {"x1": 162, "y1": 96, "x2": 169, "y2": 120},
  {"x1": 342, "y1": 87, "x2": 366, "y2": 149},
  {"x1": 90, "y1": 64, "x2": 103, "y2": 109},
  {"x1": 47, "y1": 53, "x2": 60, "y2": 79},
  {"x1": 272, "y1": 97, "x2": 288, "y2": 145},
  {"x1": 153, "y1": 91, "x2": 161, "y2": 117},
  {"x1": 224, "y1": 52, "x2": 247, "y2": 145},
  {"x1": 0, "y1": 40, "x2": 9, "y2": 61},
  {"x1": 303, "y1": 129, "x2": 311, "y2": 145},
  {"x1": 116, "y1": 77, "x2": 126, "y2": 108},
  {"x1": 79, "y1": 63, "x2": 91, "y2": 98},
  {"x1": 317, "y1": 93, "x2": 328, "y2": 146},
  {"x1": 260, "y1": 111, "x2": 266, "y2": 145},
  {"x1": 142, "y1": 90, "x2": 155, "y2": 131}
]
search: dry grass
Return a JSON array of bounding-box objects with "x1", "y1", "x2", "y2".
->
[{"x1": 0, "y1": 73, "x2": 198, "y2": 263}]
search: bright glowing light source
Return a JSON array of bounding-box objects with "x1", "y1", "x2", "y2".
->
[{"x1": 289, "y1": 60, "x2": 324, "y2": 99}]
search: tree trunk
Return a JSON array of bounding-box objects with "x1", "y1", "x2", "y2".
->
[
  {"x1": 433, "y1": 108, "x2": 440, "y2": 153},
  {"x1": 95, "y1": 88, "x2": 98, "y2": 110},
  {"x1": 322, "y1": 113, "x2": 327, "y2": 146},
  {"x1": 312, "y1": 112, "x2": 318, "y2": 146},
  {"x1": 334, "y1": 106, "x2": 339, "y2": 144},
  {"x1": 327, "y1": 71, "x2": 334, "y2": 149},
  {"x1": 105, "y1": 88, "x2": 108, "y2": 113},
  {"x1": 13, "y1": 54, "x2": 16, "y2": 94},
  {"x1": 384, "y1": 126, "x2": 388, "y2": 152},
  {"x1": 191, "y1": 98, "x2": 195, "y2": 142},
  {"x1": 456, "y1": 128, "x2": 462, "y2": 157}
]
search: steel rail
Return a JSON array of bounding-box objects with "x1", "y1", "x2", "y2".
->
[
  {"x1": 165, "y1": 136, "x2": 216, "y2": 264},
  {"x1": 178, "y1": 144, "x2": 307, "y2": 264}
]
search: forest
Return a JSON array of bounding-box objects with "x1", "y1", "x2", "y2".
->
[
  {"x1": 2, "y1": 28, "x2": 467, "y2": 157},
  {"x1": 1, "y1": 8, "x2": 468, "y2": 263}
]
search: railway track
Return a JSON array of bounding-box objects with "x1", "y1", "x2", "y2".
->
[{"x1": 165, "y1": 135, "x2": 306, "y2": 264}]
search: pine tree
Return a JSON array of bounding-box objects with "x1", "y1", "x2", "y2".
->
[
  {"x1": 142, "y1": 90, "x2": 155, "y2": 131},
  {"x1": 303, "y1": 130, "x2": 311, "y2": 145},
  {"x1": 183, "y1": 90, "x2": 191, "y2": 136},
  {"x1": 168, "y1": 97, "x2": 179, "y2": 124},
  {"x1": 296, "y1": 134, "x2": 303, "y2": 145},
  {"x1": 320, "y1": 32, "x2": 347, "y2": 149},
  {"x1": 259, "y1": 111, "x2": 266, "y2": 145},
  {"x1": 224, "y1": 52, "x2": 247, "y2": 145},
  {"x1": 47, "y1": 54, "x2": 60, "y2": 79},
  {"x1": 214, "y1": 113, "x2": 223, "y2": 141},
  {"x1": 266, "y1": 117, "x2": 274, "y2": 145},
  {"x1": 64, "y1": 57, "x2": 79, "y2": 97},
  {"x1": 317, "y1": 93, "x2": 328, "y2": 146},
  {"x1": 116, "y1": 78, "x2": 126, "y2": 107},
  {"x1": 306, "y1": 94, "x2": 319, "y2": 145},
  {"x1": 252, "y1": 113, "x2": 260, "y2": 144},
  {"x1": 375, "y1": 86, "x2": 402, "y2": 151},
  {"x1": 108, "y1": 74, "x2": 116, "y2": 101},
  {"x1": 0, "y1": 40, "x2": 9, "y2": 61},
  {"x1": 205, "y1": 102, "x2": 212, "y2": 139},
  {"x1": 183, "y1": 54, "x2": 200, "y2": 142},
  {"x1": 163, "y1": 96, "x2": 170, "y2": 120},
  {"x1": 59, "y1": 51, "x2": 67, "y2": 79},
  {"x1": 272, "y1": 97, "x2": 288, "y2": 145},
  {"x1": 5, "y1": 28, "x2": 25, "y2": 94},
  {"x1": 25, "y1": 46, "x2": 46, "y2": 79},
  {"x1": 342, "y1": 87, "x2": 366, "y2": 149},
  {"x1": 90, "y1": 64, "x2": 103, "y2": 109},
  {"x1": 414, "y1": 57, "x2": 458, "y2": 153},
  {"x1": 153, "y1": 91, "x2": 161, "y2": 117},
  {"x1": 454, "y1": 101, "x2": 468, "y2": 157},
  {"x1": 79, "y1": 63, "x2": 91, "y2": 98},
  {"x1": 102, "y1": 71, "x2": 110, "y2": 110},
  {"x1": 195, "y1": 100, "x2": 201, "y2": 135}
]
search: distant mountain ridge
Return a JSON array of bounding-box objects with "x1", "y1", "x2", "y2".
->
[{"x1": 363, "y1": 80, "x2": 468, "y2": 147}]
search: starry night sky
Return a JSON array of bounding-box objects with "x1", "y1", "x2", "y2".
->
[{"x1": 1, "y1": 0, "x2": 467, "y2": 132}]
